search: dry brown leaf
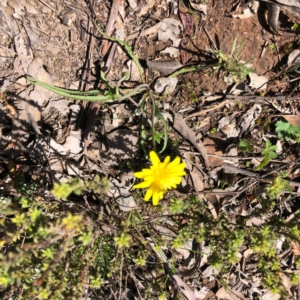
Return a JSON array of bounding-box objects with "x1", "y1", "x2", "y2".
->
[
  {"x1": 278, "y1": 115, "x2": 300, "y2": 127},
  {"x1": 205, "y1": 194, "x2": 219, "y2": 219},
  {"x1": 136, "y1": 0, "x2": 155, "y2": 17},
  {"x1": 190, "y1": 169, "x2": 204, "y2": 192},
  {"x1": 290, "y1": 241, "x2": 300, "y2": 256},
  {"x1": 203, "y1": 136, "x2": 225, "y2": 168},
  {"x1": 171, "y1": 275, "x2": 196, "y2": 300},
  {"x1": 216, "y1": 287, "x2": 245, "y2": 300},
  {"x1": 14, "y1": 27, "x2": 34, "y2": 73},
  {"x1": 147, "y1": 60, "x2": 183, "y2": 75}
]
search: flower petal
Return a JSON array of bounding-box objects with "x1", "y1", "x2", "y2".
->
[
  {"x1": 152, "y1": 191, "x2": 160, "y2": 206},
  {"x1": 150, "y1": 151, "x2": 160, "y2": 166},
  {"x1": 133, "y1": 181, "x2": 151, "y2": 189},
  {"x1": 145, "y1": 187, "x2": 154, "y2": 201}
]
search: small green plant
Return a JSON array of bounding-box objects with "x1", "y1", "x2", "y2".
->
[
  {"x1": 237, "y1": 139, "x2": 253, "y2": 152},
  {"x1": 255, "y1": 140, "x2": 277, "y2": 171},
  {"x1": 148, "y1": 131, "x2": 164, "y2": 144},
  {"x1": 210, "y1": 35, "x2": 256, "y2": 83},
  {"x1": 269, "y1": 44, "x2": 276, "y2": 51},
  {"x1": 52, "y1": 175, "x2": 109, "y2": 199},
  {"x1": 291, "y1": 22, "x2": 299, "y2": 31},
  {"x1": 169, "y1": 197, "x2": 187, "y2": 214},
  {"x1": 275, "y1": 119, "x2": 300, "y2": 141},
  {"x1": 266, "y1": 173, "x2": 292, "y2": 200},
  {"x1": 0, "y1": 177, "x2": 112, "y2": 299}
]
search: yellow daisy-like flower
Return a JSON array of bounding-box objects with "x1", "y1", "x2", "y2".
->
[{"x1": 133, "y1": 151, "x2": 186, "y2": 206}]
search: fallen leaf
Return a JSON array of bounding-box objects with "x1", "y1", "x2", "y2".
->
[
  {"x1": 171, "y1": 275, "x2": 196, "y2": 300},
  {"x1": 232, "y1": 1, "x2": 259, "y2": 19},
  {"x1": 66, "y1": 161, "x2": 81, "y2": 176},
  {"x1": 157, "y1": 18, "x2": 183, "y2": 57},
  {"x1": 291, "y1": 241, "x2": 300, "y2": 256},
  {"x1": 127, "y1": 0, "x2": 137, "y2": 9},
  {"x1": 201, "y1": 265, "x2": 213, "y2": 278},
  {"x1": 261, "y1": 291, "x2": 281, "y2": 300},
  {"x1": 172, "y1": 113, "x2": 209, "y2": 169},
  {"x1": 239, "y1": 104, "x2": 262, "y2": 134},
  {"x1": 137, "y1": 0, "x2": 155, "y2": 17},
  {"x1": 154, "y1": 77, "x2": 178, "y2": 93},
  {"x1": 189, "y1": 2, "x2": 207, "y2": 14},
  {"x1": 63, "y1": 131, "x2": 83, "y2": 154},
  {"x1": 107, "y1": 178, "x2": 137, "y2": 211},
  {"x1": 194, "y1": 286, "x2": 210, "y2": 300},
  {"x1": 249, "y1": 73, "x2": 268, "y2": 90},
  {"x1": 278, "y1": 115, "x2": 300, "y2": 127},
  {"x1": 216, "y1": 287, "x2": 245, "y2": 300},
  {"x1": 14, "y1": 27, "x2": 34, "y2": 73},
  {"x1": 287, "y1": 49, "x2": 300, "y2": 66},
  {"x1": 147, "y1": 60, "x2": 183, "y2": 75}
]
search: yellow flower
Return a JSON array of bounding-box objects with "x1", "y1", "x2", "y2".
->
[{"x1": 133, "y1": 151, "x2": 186, "y2": 205}]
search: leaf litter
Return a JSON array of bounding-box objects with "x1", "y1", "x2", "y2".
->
[{"x1": 1, "y1": 0, "x2": 300, "y2": 299}]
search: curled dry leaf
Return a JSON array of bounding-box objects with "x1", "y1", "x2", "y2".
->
[
  {"x1": 189, "y1": 1, "x2": 207, "y2": 14},
  {"x1": 267, "y1": 3, "x2": 280, "y2": 35}
]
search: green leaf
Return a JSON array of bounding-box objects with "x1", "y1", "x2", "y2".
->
[
  {"x1": 275, "y1": 120, "x2": 300, "y2": 141},
  {"x1": 255, "y1": 153, "x2": 272, "y2": 171},
  {"x1": 255, "y1": 141, "x2": 277, "y2": 171},
  {"x1": 261, "y1": 140, "x2": 277, "y2": 158},
  {"x1": 237, "y1": 139, "x2": 253, "y2": 152}
]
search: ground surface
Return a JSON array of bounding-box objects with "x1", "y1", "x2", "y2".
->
[{"x1": 1, "y1": 0, "x2": 300, "y2": 299}]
